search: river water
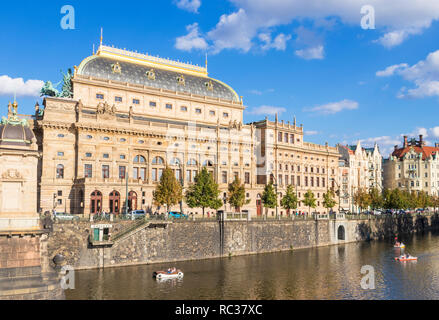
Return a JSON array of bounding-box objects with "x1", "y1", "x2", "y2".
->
[{"x1": 66, "y1": 232, "x2": 439, "y2": 300}]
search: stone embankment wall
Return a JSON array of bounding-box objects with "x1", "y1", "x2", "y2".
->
[{"x1": 47, "y1": 214, "x2": 439, "y2": 270}]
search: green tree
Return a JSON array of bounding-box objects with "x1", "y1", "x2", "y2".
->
[
  {"x1": 416, "y1": 191, "x2": 431, "y2": 210},
  {"x1": 431, "y1": 195, "x2": 439, "y2": 213},
  {"x1": 353, "y1": 188, "x2": 371, "y2": 213},
  {"x1": 153, "y1": 167, "x2": 182, "y2": 213},
  {"x1": 322, "y1": 189, "x2": 337, "y2": 213},
  {"x1": 185, "y1": 167, "x2": 223, "y2": 217},
  {"x1": 261, "y1": 183, "x2": 277, "y2": 215},
  {"x1": 384, "y1": 188, "x2": 405, "y2": 210},
  {"x1": 281, "y1": 185, "x2": 298, "y2": 214},
  {"x1": 227, "y1": 177, "x2": 249, "y2": 212},
  {"x1": 369, "y1": 187, "x2": 383, "y2": 210},
  {"x1": 303, "y1": 190, "x2": 317, "y2": 216}
]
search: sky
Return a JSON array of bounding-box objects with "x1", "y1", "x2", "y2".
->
[{"x1": 1, "y1": 0, "x2": 439, "y2": 157}]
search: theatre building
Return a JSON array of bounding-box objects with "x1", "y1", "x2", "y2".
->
[{"x1": 34, "y1": 44, "x2": 340, "y2": 217}]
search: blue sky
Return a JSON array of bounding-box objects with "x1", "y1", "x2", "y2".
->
[{"x1": 1, "y1": 0, "x2": 439, "y2": 156}]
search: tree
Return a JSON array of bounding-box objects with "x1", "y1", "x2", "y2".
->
[
  {"x1": 185, "y1": 167, "x2": 222, "y2": 217},
  {"x1": 384, "y1": 188, "x2": 405, "y2": 210},
  {"x1": 353, "y1": 188, "x2": 371, "y2": 213},
  {"x1": 303, "y1": 190, "x2": 317, "y2": 216},
  {"x1": 153, "y1": 167, "x2": 182, "y2": 213},
  {"x1": 281, "y1": 185, "x2": 298, "y2": 214},
  {"x1": 261, "y1": 183, "x2": 277, "y2": 215},
  {"x1": 369, "y1": 187, "x2": 383, "y2": 210},
  {"x1": 322, "y1": 189, "x2": 337, "y2": 213},
  {"x1": 416, "y1": 191, "x2": 431, "y2": 210},
  {"x1": 227, "y1": 177, "x2": 249, "y2": 212},
  {"x1": 431, "y1": 195, "x2": 439, "y2": 213}
]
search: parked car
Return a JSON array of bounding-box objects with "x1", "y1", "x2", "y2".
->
[
  {"x1": 168, "y1": 212, "x2": 188, "y2": 219},
  {"x1": 125, "y1": 210, "x2": 146, "y2": 219},
  {"x1": 53, "y1": 212, "x2": 79, "y2": 221}
]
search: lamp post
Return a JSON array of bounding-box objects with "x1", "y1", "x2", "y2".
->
[
  {"x1": 330, "y1": 178, "x2": 341, "y2": 214},
  {"x1": 270, "y1": 174, "x2": 280, "y2": 220}
]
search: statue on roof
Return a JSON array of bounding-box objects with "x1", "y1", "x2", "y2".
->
[
  {"x1": 40, "y1": 81, "x2": 59, "y2": 97},
  {"x1": 40, "y1": 68, "x2": 73, "y2": 98}
]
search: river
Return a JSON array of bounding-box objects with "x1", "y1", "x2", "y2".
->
[{"x1": 66, "y1": 231, "x2": 439, "y2": 300}]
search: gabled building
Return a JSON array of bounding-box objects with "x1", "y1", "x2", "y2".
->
[
  {"x1": 383, "y1": 135, "x2": 439, "y2": 196},
  {"x1": 337, "y1": 141, "x2": 383, "y2": 212}
]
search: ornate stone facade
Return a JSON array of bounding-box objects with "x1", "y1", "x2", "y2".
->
[{"x1": 34, "y1": 44, "x2": 341, "y2": 217}]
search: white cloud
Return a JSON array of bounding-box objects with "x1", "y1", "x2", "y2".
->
[
  {"x1": 377, "y1": 50, "x2": 439, "y2": 99},
  {"x1": 358, "y1": 135, "x2": 401, "y2": 157},
  {"x1": 247, "y1": 105, "x2": 286, "y2": 116},
  {"x1": 304, "y1": 99, "x2": 358, "y2": 115},
  {"x1": 175, "y1": 23, "x2": 208, "y2": 51},
  {"x1": 174, "y1": 0, "x2": 201, "y2": 13},
  {"x1": 295, "y1": 45, "x2": 324, "y2": 60},
  {"x1": 259, "y1": 32, "x2": 291, "y2": 51},
  {"x1": 186, "y1": 0, "x2": 439, "y2": 54},
  {"x1": 0, "y1": 75, "x2": 44, "y2": 97},
  {"x1": 376, "y1": 63, "x2": 408, "y2": 77},
  {"x1": 305, "y1": 130, "x2": 319, "y2": 135}
]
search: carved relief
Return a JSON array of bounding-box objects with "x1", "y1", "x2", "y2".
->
[{"x1": 2, "y1": 169, "x2": 23, "y2": 180}]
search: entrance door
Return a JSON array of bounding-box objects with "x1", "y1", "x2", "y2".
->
[
  {"x1": 128, "y1": 191, "x2": 137, "y2": 212},
  {"x1": 90, "y1": 190, "x2": 102, "y2": 214},
  {"x1": 256, "y1": 200, "x2": 262, "y2": 216},
  {"x1": 109, "y1": 191, "x2": 120, "y2": 214}
]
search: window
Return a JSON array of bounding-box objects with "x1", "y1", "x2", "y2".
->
[
  {"x1": 152, "y1": 157, "x2": 164, "y2": 165},
  {"x1": 103, "y1": 153, "x2": 110, "y2": 159},
  {"x1": 133, "y1": 167, "x2": 139, "y2": 180},
  {"x1": 305, "y1": 176, "x2": 308, "y2": 187},
  {"x1": 57, "y1": 199, "x2": 62, "y2": 205},
  {"x1": 56, "y1": 165, "x2": 64, "y2": 179},
  {"x1": 119, "y1": 166, "x2": 126, "y2": 179},
  {"x1": 58, "y1": 134, "x2": 65, "y2": 138},
  {"x1": 222, "y1": 171, "x2": 228, "y2": 183},
  {"x1": 297, "y1": 176, "x2": 301, "y2": 187},
  {"x1": 96, "y1": 94, "x2": 104, "y2": 100},
  {"x1": 102, "y1": 165, "x2": 110, "y2": 179},
  {"x1": 120, "y1": 154, "x2": 126, "y2": 160},
  {"x1": 138, "y1": 140, "x2": 145, "y2": 144},
  {"x1": 181, "y1": 106, "x2": 188, "y2": 112},
  {"x1": 175, "y1": 169, "x2": 181, "y2": 182},
  {"x1": 84, "y1": 164, "x2": 92, "y2": 178},
  {"x1": 278, "y1": 132, "x2": 283, "y2": 142},
  {"x1": 57, "y1": 152, "x2": 64, "y2": 157},
  {"x1": 290, "y1": 134, "x2": 294, "y2": 144},
  {"x1": 186, "y1": 170, "x2": 191, "y2": 182},
  {"x1": 209, "y1": 110, "x2": 215, "y2": 116},
  {"x1": 134, "y1": 155, "x2": 146, "y2": 163},
  {"x1": 103, "y1": 137, "x2": 110, "y2": 141},
  {"x1": 58, "y1": 190, "x2": 63, "y2": 197},
  {"x1": 85, "y1": 153, "x2": 92, "y2": 158},
  {"x1": 133, "y1": 99, "x2": 140, "y2": 105},
  {"x1": 149, "y1": 101, "x2": 157, "y2": 107},
  {"x1": 223, "y1": 112, "x2": 229, "y2": 118},
  {"x1": 170, "y1": 158, "x2": 181, "y2": 165},
  {"x1": 115, "y1": 96, "x2": 122, "y2": 103},
  {"x1": 166, "y1": 103, "x2": 173, "y2": 110},
  {"x1": 195, "y1": 108, "x2": 202, "y2": 114},
  {"x1": 187, "y1": 159, "x2": 197, "y2": 166},
  {"x1": 86, "y1": 135, "x2": 93, "y2": 139},
  {"x1": 285, "y1": 133, "x2": 288, "y2": 143}
]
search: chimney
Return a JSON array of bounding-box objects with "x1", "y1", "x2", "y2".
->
[
  {"x1": 419, "y1": 134, "x2": 424, "y2": 146},
  {"x1": 403, "y1": 136, "x2": 408, "y2": 148}
]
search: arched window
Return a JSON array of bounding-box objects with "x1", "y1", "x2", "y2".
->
[
  {"x1": 187, "y1": 159, "x2": 197, "y2": 166},
  {"x1": 90, "y1": 190, "x2": 102, "y2": 214},
  {"x1": 152, "y1": 157, "x2": 164, "y2": 165},
  {"x1": 56, "y1": 164, "x2": 64, "y2": 179},
  {"x1": 134, "y1": 155, "x2": 146, "y2": 163},
  {"x1": 109, "y1": 191, "x2": 120, "y2": 214},
  {"x1": 170, "y1": 157, "x2": 181, "y2": 165}
]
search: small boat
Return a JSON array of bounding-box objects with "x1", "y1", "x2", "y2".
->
[
  {"x1": 394, "y1": 242, "x2": 405, "y2": 248},
  {"x1": 153, "y1": 269, "x2": 184, "y2": 280},
  {"x1": 395, "y1": 255, "x2": 417, "y2": 262}
]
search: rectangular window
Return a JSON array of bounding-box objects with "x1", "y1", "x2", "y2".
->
[
  {"x1": 290, "y1": 134, "x2": 294, "y2": 144},
  {"x1": 150, "y1": 101, "x2": 157, "y2": 107},
  {"x1": 317, "y1": 177, "x2": 320, "y2": 187},
  {"x1": 166, "y1": 103, "x2": 173, "y2": 110},
  {"x1": 85, "y1": 153, "x2": 92, "y2": 158},
  {"x1": 311, "y1": 177, "x2": 314, "y2": 187},
  {"x1": 58, "y1": 190, "x2": 63, "y2": 197},
  {"x1": 186, "y1": 170, "x2": 191, "y2": 182},
  {"x1": 279, "y1": 175, "x2": 283, "y2": 186},
  {"x1": 158, "y1": 169, "x2": 164, "y2": 181},
  {"x1": 223, "y1": 112, "x2": 229, "y2": 118},
  {"x1": 181, "y1": 106, "x2": 188, "y2": 112},
  {"x1": 115, "y1": 96, "x2": 122, "y2": 102},
  {"x1": 140, "y1": 168, "x2": 146, "y2": 181},
  {"x1": 96, "y1": 94, "x2": 104, "y2": 100},
  {"x1": 322, "y1": 178, "x2": 325, "y2": 188},
  {"x1": 209, "y1": 110, "x2": 215, "y2": 116},
  {"x1": 57, "y1": 199, "x2": 62, "y2": 205},
  {"x1": 102, "y1": 165, "x2": 110, "y2": 179},
  {"x1": 152, "y1": 168, "x2": 157, "y2": 182},
  {"x1": 192, "y1": 170, "x2": 197, "y2": 182},
  {"x1": 222, "y1": 171, "x2": 228, "y2": 184},
  {"x1": 119, "y1": 166, "x2": 126, "y2": 179},
  {"x1": 285, "y1": 175, "x2": 289, "y2": 185},
  {"x1": 245, "y1": 172, "x2": 250, "y2": 184},
  {"x1": 175, "y1": 169, "x2": 181, "y2": 182},
  {"x1": 305, "y1": 176, "x2": 308, "y2": 187},
  {"x1": 195, "y1": 108, "x2": 202, "y2": 114},
  {"x1": 57, "y1": 152, "x2": 64, "y2": 157},
  {"x1": 291, "y1": 175, "x2": 295, "y2": 186},
  {"x1": 285, "y1": 133, "x2": 289, "y2": 143},
  {"x1": 133, "y1": 167, "x2": 139, "y2": 179},
  {"x1": 278, "y1": 132, "x2": 283, "y2": 142},
  {"x1": 103, "y1": 153, "x2": 109, "y2": 159},
  {"x1": 84, "y1": 164, "x2": 93, "y2": 178},
  {"x1": 297, "y1": 176, "x2": 301, "y2": 187},
  {"x1": 133, "y1": 99, "x2": 140, "y2": 105},
  {"x1": 234, "y1": 172, "x2": 239, "y2": 181}
]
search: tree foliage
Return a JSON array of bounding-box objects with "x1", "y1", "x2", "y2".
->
[
  {"x1": 261, "y1": 183, "x2": 277, "y2": 209},
  {"x1": 153, "y1": 167, "x2": 182, "y2": 212},
  {"x1": 369, "y1": 187, "x2": 383, "y2": 210},
  {"x1": 227, "y1": 177, "x2": 249, "y2": 211},
  {"x1": 353, "y1": 188, "x2": 371, "y2": 212},
  {"x1": 185, "y1": 167, "x2": 222, "y2": 215},
  {"x1": 323, "y1": 189, "x2": 337, "y2": 211},
  {"x1": 303, "y1": 189, "x2": 317, "y2": 215},
  {"x1": 281, "y1": 185, "x2": 298, "y2": 211}
]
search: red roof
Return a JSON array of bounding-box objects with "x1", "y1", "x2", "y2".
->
[
  {"x1": 392, "y1": 145, "x2": 439, "y2": 160},
  {"x1": 340, "y1": 145, "x2": 355, "y2": 155}
]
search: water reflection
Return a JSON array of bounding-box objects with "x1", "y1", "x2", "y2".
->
[{"x1": 67, "y1": 232, "x2": 439, "y2": 300}]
